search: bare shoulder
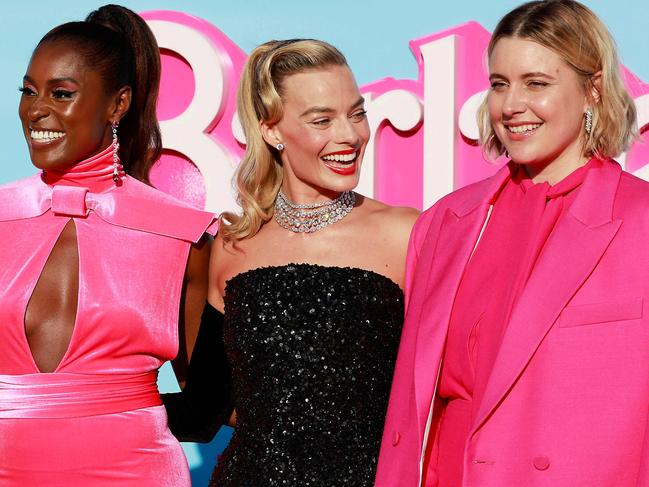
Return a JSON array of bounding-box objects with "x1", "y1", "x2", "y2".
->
[
  {"x1": 207, "y1": 232, "x2": 251, "y2": 310},
  {"x1": 356, "y1": 194, "x2": 419, "y2": 239},
  {"x1": 348, "y1": 195, "x2": 419, "y2": 287},
  {"x1": 186, "y1": 234, "x2": 212, "y2": 283}
]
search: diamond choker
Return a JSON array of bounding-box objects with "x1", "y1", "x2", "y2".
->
[{"x1": 274, "y1": 189, "x2": 356, "y2": 233}]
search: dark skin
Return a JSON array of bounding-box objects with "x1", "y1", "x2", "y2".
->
[
  {"x1": 24, "y1": 221, "x2": 79, "y2": 372},
  {"x1": 20, "y1": 41, "x2": 208, "y2": 374}
]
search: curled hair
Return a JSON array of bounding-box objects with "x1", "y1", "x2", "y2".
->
[
  {"x1": 221, "y1": 39, "x2": 348, "y2": 242},
  {"x1": 478, "y1": 0, "x2": 637, "y2": 160},
  {"x1": 37, "y1": 4, "x2": 162, "y2": 182}
]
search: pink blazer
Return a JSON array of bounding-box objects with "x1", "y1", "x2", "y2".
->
[{"x1": 376, "y1": 160, "x2": 649, "y2": 487}]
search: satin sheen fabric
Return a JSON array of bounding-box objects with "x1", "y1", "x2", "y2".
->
[
  {"x1": 376, "y1": 159, "x2": 649, "y2": 487},
  {"x1": 0, "y1": 146, "x2": 216, "y2": 486}
]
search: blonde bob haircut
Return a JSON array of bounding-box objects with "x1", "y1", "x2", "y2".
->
[
  {"x1": 220, "y1": 39, "x2": 348, "y2": 242},
  {"x1": 478, "y1": 0, "x2": 637, "y2": 160}
]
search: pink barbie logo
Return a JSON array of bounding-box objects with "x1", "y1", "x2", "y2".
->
[{"x1": 142, "y1": 11, "x2": 649, "y2": 212}]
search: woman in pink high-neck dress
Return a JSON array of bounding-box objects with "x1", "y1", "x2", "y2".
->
[{"x1": 0, "y1": 5, "x2": 216, "y2": 486}]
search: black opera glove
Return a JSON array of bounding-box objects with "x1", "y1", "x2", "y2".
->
[{"x1": 162, "y1": 302, "x2": 234, "y2": 443}]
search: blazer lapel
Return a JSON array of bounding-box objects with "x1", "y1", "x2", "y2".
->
[
  {"x1": 412, "y1": 165, "x2": 511, "y2": 440},
  {"x1": 470, "y1": 161, "x2": 623, "y2": 435}
]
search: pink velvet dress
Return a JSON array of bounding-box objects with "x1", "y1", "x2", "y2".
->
[
  {"x1": 432, "y1": 160, "x2": 600, "y2": 486},
  {"x1": 0, "y1": 146, "x2": 216, "y2": 486}
]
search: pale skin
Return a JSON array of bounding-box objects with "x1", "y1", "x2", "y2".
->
[
  {"x1": 209, "y1": 65, "x2": 418, "y2": 310},
  {"x1": 209, "y1": 65, "x2": 418, "y2": 425},
  {"x1": 209, "y1": 198, "x2": 417, "y2": 309},
  {"x1": 20, "y1": 41, "x2": 207, "y2": 376},
  {"x1": 487, "y1": 37, "x2": 600, "y2": 184}
]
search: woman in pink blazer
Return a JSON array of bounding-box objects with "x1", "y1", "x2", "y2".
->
[{"x1": 375, "y1": 1, "x2": 645, "y2": 486}]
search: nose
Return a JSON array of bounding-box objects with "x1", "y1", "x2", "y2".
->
[
  {"x1": 26, "y1": 94, "x2": 50, "y2": 124},
  {"x1": 335, "y1": 117, "x2": 361, "y2": 146},
  {"x1": 501, "y1": 84, "x2": 527, "y2": 118}
]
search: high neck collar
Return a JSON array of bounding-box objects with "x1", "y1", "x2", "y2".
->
[
  {"x1": 515, "y1": 157, "x2": 603, "y2": 200},
  {"x1": 41, "y1": 144, "x2": 125, "y2": 193}
]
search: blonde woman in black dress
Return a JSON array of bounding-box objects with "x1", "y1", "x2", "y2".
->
[{"x1": 164, "y1": 39, "x2": 417, "y2": 486}]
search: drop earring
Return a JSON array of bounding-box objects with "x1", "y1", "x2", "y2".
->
[
  {"x1": 584, "y1": 108, "x2": 593, "y2": 135},
  {"x1": 111, "y1": 121, "x2": 122, "y2": 183}
]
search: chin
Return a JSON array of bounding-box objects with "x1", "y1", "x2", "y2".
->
[
  {"x1": 330, "y1": 177, "x2": 359, "y2": 193},
  {"x1": 29, "y1": 155, "x2": 71, "y2": 171},
  {"x1": 29, "y1": 156, "x2": 51, "y2": 171},
  {"x1": 507, "y1": 149, "x2": 544, "y2": 166}
]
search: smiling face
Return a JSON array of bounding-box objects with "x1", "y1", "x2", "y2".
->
[
  {"x1": 19, "y1": 41, "x2": 121, "y2": 171},
  {"x1": 262, "y1": 65, "x2": 369, "y2": 202},
  {"x1": 487, "y1": 37, "x2": 590, "y2": 183}
]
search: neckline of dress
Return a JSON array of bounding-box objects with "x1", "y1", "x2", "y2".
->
[
  {"x1": 41, "y1": 144, "x2": 125, "y2": 193},
  {"x1": 515, "y1": 157, "x2": 602, "y2": 199},
  {"x1": 225, "y1": 262, "x2": 403, "y2": 293}
]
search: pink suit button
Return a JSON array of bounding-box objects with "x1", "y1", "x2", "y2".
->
[
  {"x1": 392, "y1": 431, "x2": 401, "y2": 446},
  {"x1": 533, "y1": 456, "x2": 550, "y2": 471}
]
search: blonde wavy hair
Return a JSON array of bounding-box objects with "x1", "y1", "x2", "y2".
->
[
  {"x1": 478, "y1": 0, "x2": 637, "y2": 160},
  {"x1": 220, "y1": 39, "x2": 348, "y2": 242}
]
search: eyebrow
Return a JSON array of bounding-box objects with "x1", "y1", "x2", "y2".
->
[
  {"x1": 299, "y1": 96, "x2": 365, "y2": 117},
  {"x1": 489, "y1": 72, "x2": 556, "y2": 81},
  {"x1": 22, "y1": 75, "x2": 80, "y2": 85}
]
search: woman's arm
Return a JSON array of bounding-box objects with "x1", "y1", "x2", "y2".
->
[
  {"x1": 174, "y1": 235, "x2": 211, "y2": 383},
  {"x1": 163, "y1": 301, "x2": 234, "y2": 442},
  {"x1": 163, "y1": 235, "x2": 234, "y2": 443}
]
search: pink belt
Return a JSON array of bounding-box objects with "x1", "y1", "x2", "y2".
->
[{"x1": 0, "y1": 371, "x2": 162, "y2": 419}]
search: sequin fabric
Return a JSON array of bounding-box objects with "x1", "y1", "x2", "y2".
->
[{"x1": 212, "y1": 264, "x2": 404, "y2": 486}]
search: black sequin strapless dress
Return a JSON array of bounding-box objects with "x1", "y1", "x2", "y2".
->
[{"x1": 211, "y1": 264, "x2": 404, "y2": 487}]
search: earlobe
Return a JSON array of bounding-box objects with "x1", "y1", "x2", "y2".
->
[
  {"x1": 110, "y1": 87, "x2": 132, "y2": 123},
  {"x1": 260, "y1": 120, "x2": 283, "y2": 149}
]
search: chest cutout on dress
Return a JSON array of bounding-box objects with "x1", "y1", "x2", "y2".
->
[{"x1": 24, "y1": 219, "x2": 79, "y2": 373}]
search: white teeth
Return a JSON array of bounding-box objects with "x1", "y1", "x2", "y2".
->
[
  {"x1": 322, "y1": 152, "x2": 356, "y2": 163},
  {"x1": 31, "y1": 130, "x2": 65, "y2": 140},
  {"x1": 507, "y1": 124, "x2": 541, "y2": 134}
]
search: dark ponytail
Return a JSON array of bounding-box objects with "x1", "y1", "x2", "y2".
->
[{"x1": 38, "y1": 4, "x2": 162, "y2": 183}]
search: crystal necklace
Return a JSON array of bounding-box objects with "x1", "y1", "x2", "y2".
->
[{"x1": 274, "y1": 189, "x2": 356, "y2": 233}]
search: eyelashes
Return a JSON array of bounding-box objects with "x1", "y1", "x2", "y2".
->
[
  {"x1": 18, "y1": 87, "x2": 75, "y2": 99},
  {"x1": 351, "y1": 109, "x2": 367, "y2": 120},
  {"x1": 52, "y1": 89, "x2": 74, "y2": 99}
]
